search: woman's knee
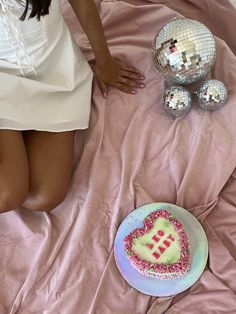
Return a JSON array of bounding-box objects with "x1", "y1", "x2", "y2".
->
[
  {"x1": 0, "y1": 130, "x2": 30, "y2": 213},
  {"x1": 0, "y1": 184, "x2": 29, "y2": 213},
  {"x1": 23, "y1": 188, "x2": 67, "y2": 212}
]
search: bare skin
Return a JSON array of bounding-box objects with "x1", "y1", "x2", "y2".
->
[
  {"x1": 22, "y1": 130, "x2": 75, "y2": 211},
  {"x1": 68, "y1": 0, "x2": 145, "y2": 97},
  {"x1": 0, "y1": 0, "x2": 145, "y2": 213},
  {"x1": 0, "y1": 130, "x2": 29, "y2": 213},
  {"x1": 0, "y1": 130, "x2": 75, "y2": 213}
]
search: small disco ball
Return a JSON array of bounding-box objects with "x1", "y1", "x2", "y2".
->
[
  {"x1": 163, "y1": 85, "x2": 192, "y2": 117},
  {"x1": 196, "y1": 79, "x2": 228, "y2": 111},
  {"x1": 153, "y1": 18, "x2": 216, "y2": 85}
]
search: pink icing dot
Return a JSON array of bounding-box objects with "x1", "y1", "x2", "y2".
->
[
  {"x1": 152, "y1": 252, "x2": 160, "y2": 260},
  {"x1": 158, "y1": 246, "x2": 166, "y2": 254},
  {"x1": 163, "y1": 240, "x2": 171, "y2": 248},
  {"x1": 152, "y1": 235, "x2": 160, "y2": 243},
  {"x1": 146, "y1": 243, "x2": 154, "y2": 250},
  {"x1": 158, "y1": 230, "x2": 165, "y2": 237}
]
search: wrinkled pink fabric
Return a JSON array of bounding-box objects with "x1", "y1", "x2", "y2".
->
[{"x1": 1, "y1": 0, "x2": 236, "y2": 313}]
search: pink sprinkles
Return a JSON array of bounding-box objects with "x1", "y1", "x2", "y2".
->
[{"x1": 124, "y1": 209, "x2": 191, "y2": 280}]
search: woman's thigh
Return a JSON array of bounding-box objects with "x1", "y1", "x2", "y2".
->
[
  {"x1": 0, "y1": 130, "x2": 29, "y2": 213},
  {"x1": 23, "y1": 130, "x2": 75, "y2": 211}
]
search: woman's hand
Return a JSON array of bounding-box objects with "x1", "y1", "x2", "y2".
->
[
  {"x1": 91, "y1": 57, "x2": 145, "y2": 98},
  {"x1": 69, "y1": 0, "x2": 145, "y2": 97}
]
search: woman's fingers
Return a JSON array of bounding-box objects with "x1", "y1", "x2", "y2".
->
[
  {"x1": 92, "y1": 58, "x2": 146, "y2": 96},
  {"x1": 110, "y1": 82, "x2": 138, "y2": 94},
  {"x1": 94, "y1": 67, "x2": 109, "y2": 98},
  {"x1": 116, "y1": 62, "x2": 146, "y2": 90},
  {"x1": 114, "y1": 66, "x2": 146, "y2": 89},
  {"x1": 119, "y1": 69, "x2": 145, "y2": 81},
  {"x1": 114, "y1": 75, "x2": 145, "y2": 89}
]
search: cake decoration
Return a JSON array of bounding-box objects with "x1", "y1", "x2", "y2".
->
[{"x1": 124, "y1": 209, "x2": 190, "y2": 280}]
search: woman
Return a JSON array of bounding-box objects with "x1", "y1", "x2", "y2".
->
[{"x1": 0, "y1": 0, "x2": 145, "y2": 213}]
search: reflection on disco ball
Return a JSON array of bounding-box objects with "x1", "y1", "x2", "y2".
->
[
  {"x1": 153, "y1": 18, "x2": 216, "y2": 84},
  {"x1": 163, "y1": 85, "x2": 192, "y2": 117},
  {"x1": 196, "y1": 80, "x2": 228, "y2": 111}
]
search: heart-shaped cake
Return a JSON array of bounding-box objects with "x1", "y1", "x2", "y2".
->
[{"x1": 124, "y1": 209, "x2": 190, "y2": 279}]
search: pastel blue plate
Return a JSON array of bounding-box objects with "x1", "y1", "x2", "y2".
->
[{"x1": 114, "y1": 203, "x2": 208, "y2": 297}]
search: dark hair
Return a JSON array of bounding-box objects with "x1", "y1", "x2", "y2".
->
[{"x1": 20, "y1": 0, "x2": 52, "y2": 21}]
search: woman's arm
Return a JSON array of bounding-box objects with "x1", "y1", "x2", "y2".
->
[
  {"x1": 68, "y1": 0, "x2": 112, "y2": 66},
  {"x1": 68, "y1": 0, "x2": 145, "y2": 97}
]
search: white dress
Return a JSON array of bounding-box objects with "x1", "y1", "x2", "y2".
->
[{"x1": 0, "y1": 0, "x2": 93, "y2": 132}]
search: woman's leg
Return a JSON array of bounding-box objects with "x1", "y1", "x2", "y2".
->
[
  {"x1": 23, "y1": 130, "x2": 75, "y2": 211},
  {"x1": 0, "y1": 130, "x2": 29, "y2": 213}
]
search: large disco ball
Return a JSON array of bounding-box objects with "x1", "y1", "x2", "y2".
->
[{"x1": 153, "y1": 18, "x2": 216, "y2": 85}]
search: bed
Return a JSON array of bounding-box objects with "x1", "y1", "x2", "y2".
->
[{"x1": 1, "y1": 0, "x2": 236, "y2": 313}]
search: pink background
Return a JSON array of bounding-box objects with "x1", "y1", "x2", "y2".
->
[{"x1": 1, "y1": 1, "x2": 236, "y2": 313}]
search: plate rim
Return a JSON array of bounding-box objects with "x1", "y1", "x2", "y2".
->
[{"x1": 114, "y1": 202, "x2": 208, "y2": 297}]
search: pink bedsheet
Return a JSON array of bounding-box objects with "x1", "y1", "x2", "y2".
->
[{"x1": 1, "y1": 0, "x2": 236, "y2": 313}]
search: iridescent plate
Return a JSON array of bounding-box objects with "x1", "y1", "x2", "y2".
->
[{"x1": 114, "y1": 203, "x2": 208, "y2": 297}]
